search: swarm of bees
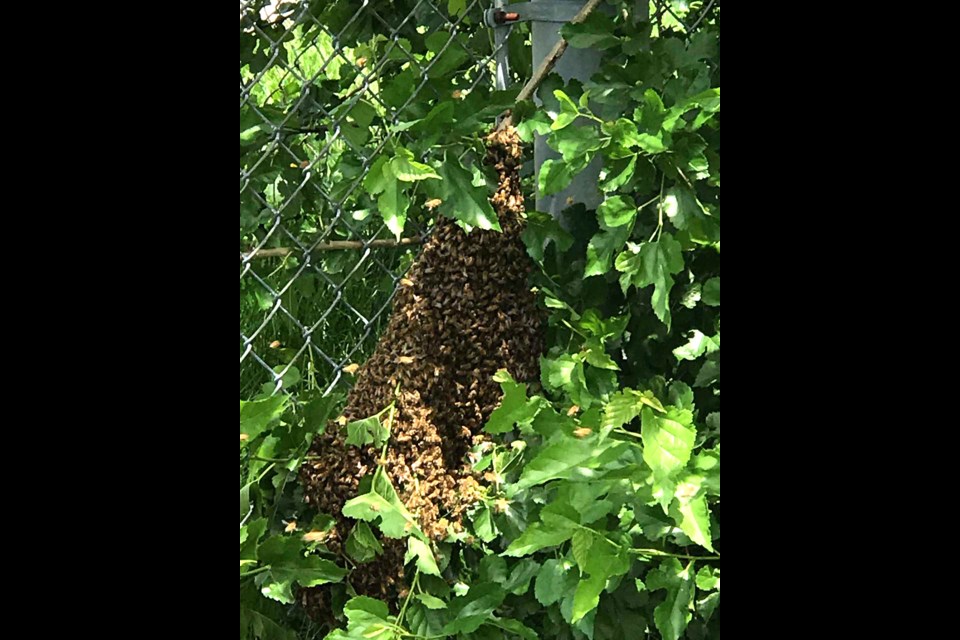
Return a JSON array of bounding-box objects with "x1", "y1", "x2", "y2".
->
[{"x1": 298, "y1": 126, "x2": 544, "y2": 620}]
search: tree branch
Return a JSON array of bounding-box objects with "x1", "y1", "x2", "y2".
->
[
  {"x1": 242, "y1": 236, "x2": 422, "y2": 260},
  {"x1": 498, "y1": 0, "x2": 605, "y2": 130}
]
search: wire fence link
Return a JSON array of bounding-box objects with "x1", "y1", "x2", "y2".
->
[
  {"x1": 240, "y1": 0, "x2": 717, "y2": 404},
  {"x1": 240, "y1": 0, "x2": 523, "y2": 401}
]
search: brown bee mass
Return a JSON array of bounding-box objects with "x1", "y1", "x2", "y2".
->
[{"x1": 298, "y1": 126, "x2": 544, "y2": 620}]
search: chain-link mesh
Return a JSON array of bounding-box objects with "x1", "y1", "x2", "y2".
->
[
  {"x1": 240, "y1": 0, "x2": 524, "y2": 401},
  {"x1": 240, "y1": 0, "x2": 716, "y2": 402}
]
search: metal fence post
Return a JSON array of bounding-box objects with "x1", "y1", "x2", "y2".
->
[{"x1": 529, "y1": 1, "x2": 604, "y2": 226}]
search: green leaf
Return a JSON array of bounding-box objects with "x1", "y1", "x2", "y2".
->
[
  {"x1": 696, "y1": 566, "x2": 720, "y2": 591},
  {"x1": 571, "y1": 529, "x2": 594, "y2": 570},
  {"x1": 615, "y1": 235, "x2": 685, "y2": 329},
  {"x1": 702, "y1": 277, "x2": 720, "y2": 306},
  {"x1": 538, "y1": 158, "x2": 575, "y2": 195},
  {"x1": 585, "y1": 225, "x2": 631, "y2": 278},
  {"x1": 258, "y1": 535, "x2": 346, "y2": 604},
  {"x1": 416, "y1": 593, "x2": 447, "y2": 609},
  {"x1": 647, "y1": 559, "x2": 695, "y2": 640},
  {"x1": 362, "y1": 155, "x2": 390, "y2": 196},
  {"x1": 437, "y1": 156, "x2": 501, "y2": 231},
  {"x1": 572, "y1": 540, "x2": 630, "y2": 623},
  {"x1": 240, "y1": 518, "x2": 266, "y2": 564},
  {"x1": 552, "y1": 111, "x2": 579, "y2": 131},
  {"x1": 486, "y1": 618, "x2": 538, "y2": 640},
  {"x1": 405, "y1": 538, "x2": 441, "y2": 576},
  {"x1": 389, "y1": 147, "x2": 440, "y2": 182},
  {"x1": 549, "y1": 125, "x2": 607, "y2": 163},
  {"x1": 240, "y1": 396, "x2": 287, "y2": 442},
  {"x1": 345, "y1": 415, "x2": 388, "y2": 448},
  {"x1": 670, "y1": 494, "x2": 713, "y2": 551},
  {"x1": 597, "y1": 195, "x2": 637, "y2": 228},
  {"x1": 343, "y1": 468, "x2": 426, "y2": 540},
  {"x1": 447, "y1": 0, "x2": 466, "y2": 17},
  {"x1": 517, "y1": 110, "x2": 553, "y2": 142},
  {"x1": 535, "y1": 559, "x2": 572, "y2": 606},
  {"x1": 642, "y1": 407, "x2": 696, "y2": 507},
  {"x1": 485, "y1": 372, "x2": 543, "y2": 434},
  {"x1": 664, "y1": 186, "x2": 710, "y2": 234},
  {"x1": 698, "y1": 591, "x2": 720, "y2": 622},
  {"x1": 514, "y1": 437, "x2": 627, "y2": 490},
  {"x1": 600, "y1": 155, "x2": 637, "y2": 193},
  {"x1": 522, "y1": 210, "x2": 574, "y2": 262},
  {"x1": 560, "y1": 12, "x2": 621, "y2": 49},
  {"x1": 442, "y1": 583, "x2": 507, "y2": 635},
  {"x1": 333, "y1": 596, "x2": 397, "y2": 640},
  {"x1": 503, "y1": 558, "x2": 540, "y2": 595},
  {"x1": 504, "y1": 522, "x2": 575, "y2": 557},
  {"x1": 673, "y1": 330, "x2": 720, "y2": 361},
  {"x1": 377, "y1": 162, "x2": 410, "y2": 240},
  {"x1": 583, "y1": 337, "x2": 619, "y2": 371},
  {"x1": 345, "y1": 521, "x2": 383, "y2": 563}
]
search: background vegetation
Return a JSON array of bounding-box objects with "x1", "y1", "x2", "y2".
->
[{"x1": 241, "y1": 1, "x2": 720, "y2": 638}]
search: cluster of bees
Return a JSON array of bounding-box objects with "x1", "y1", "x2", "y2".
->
[{"x1": 298, "y1": 126, "x2": 544, "y2": 620}]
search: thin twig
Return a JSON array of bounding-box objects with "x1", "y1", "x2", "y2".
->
[
  {"x1": 242, "y1": 236, "x2": 422, "y2": 260},
  {"x1": 498, "y1": 0, "x2": 605, "y2": 130}
]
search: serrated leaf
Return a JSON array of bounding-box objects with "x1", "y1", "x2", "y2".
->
[
  {"x1": 560, "y1": 12, "x2": 620, "y2": 49},
  {"x1": 517, "y1": 110, "x2": 553, "y2": 142},
  {"x1": 615, "y1": 234, "x2": 685, "y2": 329},
  {"x1": 345, "y1": 521, "x2": 383, "y2": 563},
  {"x1": 362, "y1": 155, "x2": 390, "y2": 196},
  {"x1": 415, "y1": 593, "x2": 447, "y2": 609},
  {"x1": 515, "y1": 437, "x2": 627, "y2": 490},
  {"x1": 343, "y1": 468, "x2": 426, "y2": 540},
  {"x1": 486, "y1": 618, "x2": 539, "y2": 640},
  {"x1": 642, "y1": 407, "x2": 696, "y2": 501},
  {"x1": 670, "y1": 494, "x2": 714, "y2": 551},
  {"x1": 600, "y1": 154, "x2": 637, "y2": 193},
  {"x1": 549, "y1": 125, "x2": 607, "y2": 163},
  {"x1": 696, "y1": 566, "x2": 719, "y2": 591},
  {"x1": 503, "y1": 558, "x2": 540, "y2": 595},
  {"x1": 585, "y1": 226, "x2": 631, "y2": 278},
  {"x1": 673, "y1": 330, "x2": 720, "y2": 361},
  {"x1": 258, "y1": 536, "x2": 346, "y2": 604},
  {"x1": 437, "y1": 156, "x2": 501, "y2": 231},
  {"x1": 584, "y1": 338, "x2": 620, "y2": 371},
  {"x1": 522, "y1": 210, "x2": 574, "y2": 262},
  {"x1": 442, "y1": 583, "x2": 506, "y2": 635},
  {"x1": 698, "y1": 591, "x2": 720, "y2": 622},
  {"x1": 405, "y1": 538, "x2": 441, "y2": 576},
  {"x1": 345, "y1": 415, "x2": 388, "y2": 448},
  {"x1": 377, "y1": 162, "x2": 409, "y2": 240},
  {"x1": 571, "y1": 529, "x2": 595, "y2": 570},
  {"x1": 538, "y1": 158, "x2": 575, "y2": 195},
  {"x1": 333, "y1": 596, "x2": 397, "y2": 640},
  {"x1": 571, "y1": 542, "x2": 630, "y2": 623},
  {"x1": 240, "y1": 396, "x2": 287, "y2": 442},
  {"x1": 647, "y1": 559, "x2": 694, "y2": 640},
  {"x1": 390, "y1": 147, "x2": 440, "y2": 182},
  {"x1": 485, "y1": 377, "x2": 543, "y2": 434},
  {"x1": 535, "y1": 559, "x2": 569, "y2": 606},
  {"x1": 554, "y1": 89, "x2": 579, "y2": 115},
  {"x1": 503, "y1": 522, "x2": 575, "y2": 557},
  {"x1": 597, "y1": 195, "x2": 637, "y2": 228}
]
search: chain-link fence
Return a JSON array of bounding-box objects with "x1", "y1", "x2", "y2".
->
[
  {"x1": 240, "y1": 0, "x2": 527, "y2": 400},
  {"x1": 240, "y1": 0, "x2": 717, "y2": 403}
]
